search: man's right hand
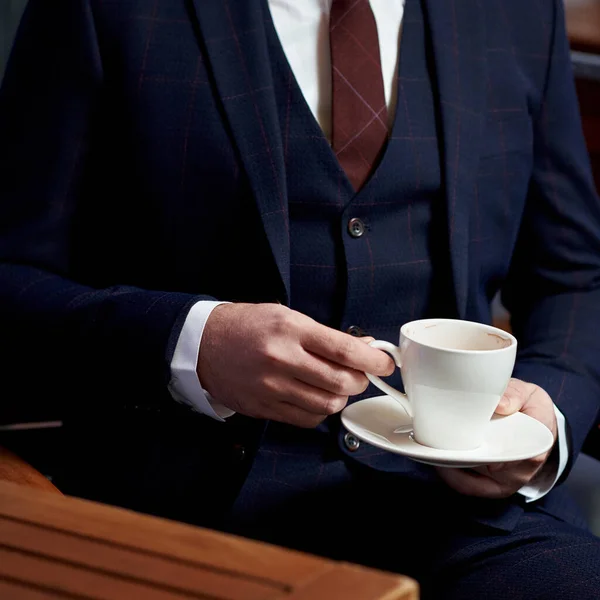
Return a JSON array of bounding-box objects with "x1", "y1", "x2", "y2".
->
[{"x1": 197, "y1": 303, "x2": 394, "y2": 427}]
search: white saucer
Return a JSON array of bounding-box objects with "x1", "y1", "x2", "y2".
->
[{"x1": 340, "y1": 395, "x2": 555, "y2": 468}]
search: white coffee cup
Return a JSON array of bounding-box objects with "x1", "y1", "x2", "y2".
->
[{"x1": 365, "y1": 318, "x2": 517, "y2": 451}]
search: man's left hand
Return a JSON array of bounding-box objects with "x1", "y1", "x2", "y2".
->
[{"x1": 436, "y1": 378, "x2": 558, "y2": 499}]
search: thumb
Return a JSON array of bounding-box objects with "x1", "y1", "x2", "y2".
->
[
  {"x1": 520, "y1": 386, "x2": 557, "y2": 439},
  {"x1": 494, "y1": 379, "x2": 527, "y2": 416}
]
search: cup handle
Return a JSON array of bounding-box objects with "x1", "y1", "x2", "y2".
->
[{"x1": 366, "y1": 340, "x2": 413, "y2": 419}]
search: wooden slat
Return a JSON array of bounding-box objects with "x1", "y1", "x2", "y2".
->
[
  {"x1": 285, "y1": 564, "x2": 418, "y2": 600},
  {"x1": 0, "y1": 579, "x2": 69, "y2": 600},
  {"x1": 0, "y1": 481, "x2": 328, "y2": 590},
  {"x1": 0, "y1": 547, "x2": 206, "y2": 600},
  {"x1": 0, "y1": 517, "x2": 276, "y2": 600}
]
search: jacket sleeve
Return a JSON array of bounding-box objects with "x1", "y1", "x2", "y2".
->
[
  {"x1": 502, "y1": 0, "x2": 600, "y2": 480},
  {"x1": 0, "y1": 0, "x2": 212, "y2": 418}
]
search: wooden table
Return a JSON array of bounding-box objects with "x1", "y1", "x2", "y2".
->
[
  {"x1": 0, "y1": 481, "x2": 418, "y2": 600},
  {"x1": 0, "y1": 446, "x2": 61, "y2": 495}
]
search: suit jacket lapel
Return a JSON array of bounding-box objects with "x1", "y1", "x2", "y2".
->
[
  {"x1": 423, "y1": 0, "x2": 487, "y2": 319},
  {"x1": 191, "y1": 0, "x2": 290, "y2": 303}
]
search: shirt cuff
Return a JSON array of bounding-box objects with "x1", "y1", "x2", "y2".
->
[
  {"x1": 518, "y1": 404, "x2": 568, "y2": 502},
  {"x1": 168, "y1": 300, "x2": 236, "y2": 421}
]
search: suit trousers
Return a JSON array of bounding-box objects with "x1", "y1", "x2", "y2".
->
[{"x1": 225, "y1": 422, "x2": 600, "y2": 600}]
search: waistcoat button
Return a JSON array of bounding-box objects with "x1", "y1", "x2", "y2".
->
[
  {"x1": 231, "y1": 444, "x2": 246, "y2": 463},
  {"x1": 346, "y1": 325, "x2": 365, "y2": 337},
  {"x1": 344, "y1": 432, "x2": 361, "y2": 452},
  {"x1": 348, "y1": 217, "x2": 365, "y2": 238}
]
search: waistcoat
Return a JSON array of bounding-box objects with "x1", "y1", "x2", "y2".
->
[
  {"x1": 234, "y1": 0, "x2": 450, "y2": 502},
  {"x1": 265, "y1": 0, "x2": 449, "y2": 342}
]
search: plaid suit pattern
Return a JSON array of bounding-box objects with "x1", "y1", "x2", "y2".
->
[
  {"x1": 1, "y1": 0, "x2": 600, "y2": 595},
  {"x1": 259, "y1": 0, "x2": 443, "y2": 473}
]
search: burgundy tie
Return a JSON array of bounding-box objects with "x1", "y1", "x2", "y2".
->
[{"x1": 330, "y1": 0, "x2": 389, "y2": 191}]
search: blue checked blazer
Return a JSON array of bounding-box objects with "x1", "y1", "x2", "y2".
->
[{"x1": 0, "y1": 0, "x2": 599, "y2": 525}]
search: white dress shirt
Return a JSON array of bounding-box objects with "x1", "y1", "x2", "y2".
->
[{"x1": 167, "y1": 0, "x2": 568, "y2": 502}]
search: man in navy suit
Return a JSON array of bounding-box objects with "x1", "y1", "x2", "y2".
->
[{"x1": 1, "y1": 0, "x2": 600, "y2": 597}]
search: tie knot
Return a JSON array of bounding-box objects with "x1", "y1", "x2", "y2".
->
[
  {"x1": 331, "y1": 0, "x2": 361, "y2": 7},
  {"x1": 330, "y1": 0, "x2": 367, "y2": 28}
]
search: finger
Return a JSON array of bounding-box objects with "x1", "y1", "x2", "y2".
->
[
  {"x1": 285, "y1": 349, "x2": 370, "y2": 397},
  {"x1": 436, "y1": 466, "x2": 513, "y2": 499},
  {"x1": 302, "y1": 325, "x2": 394, "y2": 376},
  {"x1": 486, "y1": 462, "x2": 505, "y2": 474},
  {"x1": 495, "y1": 378, "x2": 533, "y2": 415},
  {"x1": 470, "y1": 461, "x2": 538, "y2": 487},
  {"x1": 263, "y1": 375, "x2": 349, "y2": 416},
  {"x1": 268, "y1": 401, "x2": 329, "y2": 428}
]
